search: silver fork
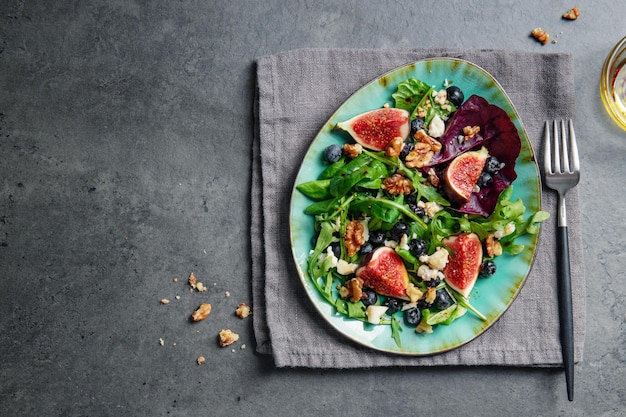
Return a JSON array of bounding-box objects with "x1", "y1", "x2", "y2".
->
[{"x1": 543, "y1": 119, "x2": 580, "y2": 402}]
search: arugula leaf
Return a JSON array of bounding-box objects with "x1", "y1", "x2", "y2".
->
[{"x1": 392, "y1": 78, "x2": 431, "y2": 113}]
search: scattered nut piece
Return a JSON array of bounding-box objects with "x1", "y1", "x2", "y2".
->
[
  {"x1": 485, "y1": 234, "x2": 503, "y2": 257},
  {"x1": 343, "y1": 143, "x2": 363, "y2": 159},
  {"x1": 159, "y1": 338, "x2": 165, "y2": 346},
  {"x1": 531, "y1": 28, "x2": 550, "y2": 45},
  {"x1": 173, "y1": 277, "x2": 178, "y2": 283},
  {"x1": 218, "y1": 329, "x2": 239, "y2": 347},
  {"x1": 414, "y1": 129, "x2": 442, "y2": 152},
  {"x1": 563, "y1": 6, "x2": 580, "y2": 20},
  {"x1": 235, "y1": 303, "x2": 252, "y2": 319},
  {"x1": 405, "y1": 142, "x2": 435, "y2": 169},
  {"x1": 197, "y1": 356, "x2": 206, "y2": 365},
  {"x1": 339, "y1": 277, "x2": 364, "y2": 303},
  {"x1": 225, "y1": 291, "x2": 231, "y2": 297},
  {"x1": 240, "y1": 344, "x2": 246, "y2": 350},
  {"x1": 425, "y1": 287, "x2": 437, "y2": 304},
  {"x1": 382, "y1": 173, "x2": 413, "y2": 195},
  {"x1": 385, "y1": 136, "x2": 404, "y2": 157},
  {"x1": 462, "y1": 125, "x2": 480, "y2": 142},
  {"x1": 344, "y1": 220, "x2": 366, "y2": 257},
  {"x1": 160, "y1": 298, "x2": 170, "y2": 305},
  {"x1": 406, "y1": 283, "x2": 424, "y2": 303},
  {"x1": 191, "y1": 303, "x2": 212, "y2": 322},
  {"x1": 188, "y1": 272, "x2": 197, "y2": 289}
]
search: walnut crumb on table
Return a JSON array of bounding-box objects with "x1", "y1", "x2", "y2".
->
[
  {"x1": 563, "y1": 6, "x2": 580, "y2": 20},
  {"x1": 191, "y1": 303, "x2": 212, "y2": 322},
  {"x1": 531, "y1": 28, "x2": 550, "y2": 45},
  {"x1": 218, "y1": 329, "x2": 239, "y2": 347},
  {"x1": 196, "y1": 356, "x2": 206, "y2": 365},
  {"x1": 235, "y1": 303, "x2": 252, "y2": 319}
]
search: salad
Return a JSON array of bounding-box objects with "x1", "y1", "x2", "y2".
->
[{"x1": 295, "y1": 77, "x2": 549, "y2": 348}]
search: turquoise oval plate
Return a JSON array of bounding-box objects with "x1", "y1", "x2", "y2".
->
[{"x1": 289, "y1": 58, "x2": 541, "y2": 355}]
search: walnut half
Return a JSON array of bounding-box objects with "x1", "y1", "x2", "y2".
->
[
  {"x1": 382, "y1": 173, "x2": 413, "y2": 195},
  {"x1": 344, "y1": 220, "x2": 365, "y2": 257}
]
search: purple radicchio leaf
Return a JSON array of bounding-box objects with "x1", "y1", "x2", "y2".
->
[{"x1": 426, "y1": 95, "x2": 521, "y2": 217}]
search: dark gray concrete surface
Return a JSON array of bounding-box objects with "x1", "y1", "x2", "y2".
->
[{"x1": 1, "y1": 1, "x2": 625, "y2": 416}]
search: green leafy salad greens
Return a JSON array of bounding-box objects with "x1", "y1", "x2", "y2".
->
[{"x1": 295, "y1": 78, "x2": 549, "y2": 348}]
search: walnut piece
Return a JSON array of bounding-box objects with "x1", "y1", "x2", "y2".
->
[
  {"x1": 197, "y1": 356, "x2": 206, "y2": 365},
  {"x1": 485, "y1": 234, "x2": 503, "y2": 257},
  {"x1": 385, "y1": 136, "x2": 404, "y2": 157},
  {"x1": 414, "y1": 129, "x2": 442, "y2": 152},
  {"x1": 160, "y1": 298, "x2": 170, "y2": 305},
  {"x1": 382, "y1": 173, "x2": 413, "y2": 195},
  {"x1": 218, "y1": 329, "x2": 240, "y2": 347},
  {"x1": 188, "y1": 272, "x2": 197, "y2": 289},
  {"x1": 405, "y1": 142, "x2": 435, "y2": 169},
  {"x1": 343, "y1": 143, "x2": 363, "y2": 159},
  {"x1": 339, "y1": 277, "x2": 364, "y2": 303},
  {"x1": 531, "y1": 28, "x2": 549, "y2": 45},
  {"x1": 191, "y1": 303, "x2": 212, "y2": 322},
  {"x1": 235, "y1": 303, "x2": 252, "y2": 319},
  {"x1": 344, "y1": 220, "x2": 365, "y2": 257},
  {"x1": 462, "y1": 125, "x2": 480, "y2": 142},
  {"x1": 563, "y1": 6, "x2": 580, "y2": 20}
]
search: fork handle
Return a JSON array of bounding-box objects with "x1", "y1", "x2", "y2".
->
[{"x1": 557, "y1": 225, "x2": 574, "y2": 401}]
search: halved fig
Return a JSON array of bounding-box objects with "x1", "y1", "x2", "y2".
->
[
  {"x1": 442, "y1": 146, "x2": 489, "y2": 204},
  {"x1": 336, "y1": 108, "x2": 410, "y2": 151},
  {"x1": 356, "y1": 246, "x2": 409, "y2": 298},
  {"x1": 442, "y1": 232, "x2": 483, "y2": 298}
]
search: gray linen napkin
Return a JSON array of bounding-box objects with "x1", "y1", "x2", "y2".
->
[{"x1": 251, "y1": 48, "x2": 585, "y2": 368}]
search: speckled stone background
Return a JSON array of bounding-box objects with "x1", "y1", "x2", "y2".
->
[{"x1": 1, "y1": 1, "x2": 625, "y2": 416}]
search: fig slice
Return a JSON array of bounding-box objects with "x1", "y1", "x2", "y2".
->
[
  {"x1": 355, "y1": 246, "x2": 409, "y2": 298},
  {"x1": 442, "y1": 232, "x2": 483, "y2": 298},
  {"x1": 442, "y1": 146, "x2": 489, "y2": 204},
  {"x1": 336, "y1": 108, "x2": 410, "y2": 151}
]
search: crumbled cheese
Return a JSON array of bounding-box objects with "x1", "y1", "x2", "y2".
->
[
  {"x1": 336, "y1": 259, "x2": 359, "y2": 275},
  {"x1": 428, "y1": 114, "x2": 445, "y2": 138},
  {"x1": 398, "y1": 234, "x2": 410, "y2": 251},
  {"x1": 365, "y1": 305, "x2": 389, "y2": 324},
  {"x1": 318, "y1": 246, "x2": 338, "y2": 267},
  {"x1": 419, "y1": 247, "x2": 449, "y2": 270},
  {"x1": 417, "y1": 264, "x2": 443, "y2": 282},
  {"x1": 433, "y1": 89, "x2": 448, "y2": 105},
  {"x1": 418, "y1": 201, "x2": 444, "y2": 218},
  {"x1": 384, "y1": 239, "x2": 398, "y2": 249}
]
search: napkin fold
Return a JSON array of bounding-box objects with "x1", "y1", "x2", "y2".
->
[{"x1": 252, "y1": 48, "x2": 585, "y2": 368}]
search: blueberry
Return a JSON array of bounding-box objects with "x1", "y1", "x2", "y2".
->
[
  {"x1": 425, "y1": 275, "x2": 442, "y2": 288},
  {"x1": 417, "y1": 298, "x2": 432, "y2": 309},
  {"x1": 385, "y1": 298, "x2": 402, "y2": 315},
  {"x1": 330, "y1": 241, "x2": 341, "y2": 258},
  {"x1": 390, "y1": 222, "x2": 409, "y2": 241},
  {"x1": 405, "y1": 193, "x2": 417, "y2": 205},
  {"x1": 409, "y1": 238, "x2": 427, "y2": 257},
  {"x1": 480, "y1": 260, "x2": 497, "y2": 278},
  {"x1": 404, "y1": 307, "x2": 422, "y2": 326},
  {"x1": 410, "y1": 118, "x2": 425, "y2": 136},
  {"x1": 359, "y1": 241, "x2": 374, "y2": 255},
  {"x1": 476, "y1": 171, "x2": 493, "y2": 188},
  {"x1": 368, "y1": 230, "x2": 385, "y2": 247},
  {"x1": 399, "y1": 141, "x2": 414, "y2": 160},
  {"x1": 485, "y1": 156, "x2": 502, "y2": 174},
  {"x1": 409, "y1": 204, "x2": 426, "y2": 217},
  {"x1": 361, "y1": 289, "x2": 377, "y2": 307},
  {"x1": 323, "y1": 144, "x2": 342, "y2": 163},
  {"x1": 434, "y1": 288, "x2": 454, "y2": 310},
  {"x1": 446, "y1": 86, "x2": 464, "y2": 107}
]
